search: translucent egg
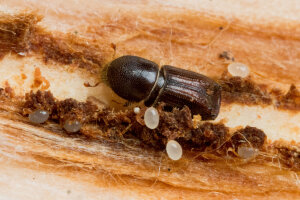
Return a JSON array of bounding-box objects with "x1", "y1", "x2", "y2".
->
[
  {"x1": 238, "y1": 146, "x2": 257, "y2": 159},
  {"x1": 166, "y1": 140, "x2": 183, "y2": 161},
  {"x1": 28, "y1": 110, "x2": 49, "y2": 124},
  {"x1": 228, "y1": 62, "x2": 250, "y2": 78},
  {"x1": 133, "y1": 107, "x2": 140, "y2": 114},
  {"x1": 63, "y1": 120, "x2": 82, "y2": 133},
  {"x1": 144, "y1": 107, "x2": 159, "y2": 129}
]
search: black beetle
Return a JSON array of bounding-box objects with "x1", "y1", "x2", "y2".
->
[{"x1": 102, "y1": 55, "x2": 221, "y2": 120}]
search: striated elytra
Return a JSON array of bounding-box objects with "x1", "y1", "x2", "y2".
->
[{"x1": 103, "y1": 55, "x2": 221, "y2": 120}]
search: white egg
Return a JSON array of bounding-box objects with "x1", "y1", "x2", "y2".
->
[
  {"x1": 133, "y1": 107, "x2": 140, "y2": 114},
  {"x1": 166, "y1": 140, "x2": 183, "y2": 161},
  {"x1": 144, "y1": 107, "x2": 159, "y2": 129},
  {"x1": 228, "y1": 62, "x2": 250, "y2": 78}
]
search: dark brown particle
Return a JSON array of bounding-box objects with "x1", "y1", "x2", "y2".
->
[{"x1": 219, "y1": 51, "x2": 234, "y2": 61}]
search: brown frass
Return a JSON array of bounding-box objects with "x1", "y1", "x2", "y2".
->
[
  {"x1": 23, "y1": 91, "x2": 98, "y2": 124},
  {"x1": 219, "y1": 76, "x2": 272, "y2": 105},
  {"x1": 189, "y1": 123, "x2": 229, "y2": 151},
  {"x1": 274, "y1": 84, "x2": 300, "y2": 111},
  {"x1": 218, "y1": 75, "x2": 300, "y2": 110},
  {"x1": 230, "y1": 126, "x2": 266, "y2": 150},
  {"x1": 275, "y1": 146, "x2": 300, "y2": 169},
  {"x1": 22, "y1": 90, "x2": 267, "y2": 153},
  {"x1": 0, "y1": 89, "x2": 294, "y2": 169},
  {"x1": 0, "y1": 13, "x2": 112, "y2": 73}
]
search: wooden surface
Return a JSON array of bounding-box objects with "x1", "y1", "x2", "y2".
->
[{"x1": 0, "y1": 0, "x2": 299, "y2": 199}]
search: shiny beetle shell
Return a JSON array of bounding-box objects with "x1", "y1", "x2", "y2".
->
[
  {"x1": 104, "y1": 56, "x2": 159, "y2": 102},
  {"x1": 155, "y1": 65, "x2": 221, "y2": 120},
  {"x1": 103, "y1": 55, "x2": 221, "y2": 120}
]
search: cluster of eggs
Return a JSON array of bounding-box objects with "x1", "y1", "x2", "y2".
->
[
  {"x1": 29, "y1": 106, "x2": 183, "y2": 161},
  {"x1": 139, "y1": 106, "x2": 183, "y2": 161},
  {"x1": 29, "y1": 105, "x2": 256, "y2": 161},
  {"x1": 139, "y1": 105, "x2": 257, "y2": 161},
  {"x1": 29, "y1": 110, "x2": 81, "y2": 133}
]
